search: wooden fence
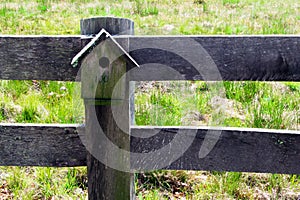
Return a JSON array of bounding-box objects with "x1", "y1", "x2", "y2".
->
[{"x1": 0, "y1": 17, "x2": 300, "y2": 199}]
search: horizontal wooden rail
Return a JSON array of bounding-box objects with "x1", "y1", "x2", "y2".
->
[
  {"x1": 129, "y1": 36, "x2": 300, "y2": 81},
  {"x1": 1, "y1": 35, "x2": 300, "y2": 81},
  {"x1": 1, "y1": 123, "x2": 300, "y2": 174},
  {"x1": 0, "y1": 123, "x2": 86, "y2": 166},
  {"x1": 0, "y1": 36, "x2": 83, "y2": 81},
  {"x1": 131, "y1": 126, "x2": 300, "y2": 174}
]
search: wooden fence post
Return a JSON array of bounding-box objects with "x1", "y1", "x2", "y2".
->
[{"x1": 80, "y1": 17, "x2": 135, "y2": 200}]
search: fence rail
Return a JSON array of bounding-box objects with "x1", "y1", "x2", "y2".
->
[
  {"x1": 1, "y1": 124, "x2": 299, "y2": 174},
  {"x1": 131, "y1": 126, "x2": 300, "y2": 174},
  {"x1": 1, "y1": 36, "x2": 300, "y2": 81},
  {"x1": 0, "y1": 123, "x2": 86, "y2": 166}
]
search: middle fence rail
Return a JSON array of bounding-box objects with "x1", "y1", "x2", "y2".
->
[{"x1": 1, "y1": 123, "x2": 300, "y2": 174}]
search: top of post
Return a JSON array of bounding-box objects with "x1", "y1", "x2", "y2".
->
[
  {"x1": 76, "y1": 17, "x2": 136, "y2": 99},
  {"x1": 72, "y1": 17, "x2": 135, "y2": 68},
  {"x1": 80, "y1": 17, "x2": 134, "y2": 36}
]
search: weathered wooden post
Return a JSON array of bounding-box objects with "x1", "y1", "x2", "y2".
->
[{"x1": 78, "y1": 17, "x2": 135, "y2": 200}]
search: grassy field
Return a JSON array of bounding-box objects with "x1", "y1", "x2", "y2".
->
[{"x1": 0, "y1": 0, "x2": 300, "y2": 199}]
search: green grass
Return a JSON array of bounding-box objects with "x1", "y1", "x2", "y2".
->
[
  {"x1": 134, "y1": 80, "x2": 299, "y2": 199},
  {"x1": 133, "y1": 81, "x2": 299, "y2": 199},
  {"x1": 0, "y1": 0, "x2": 300, "y2": 35},
  {"x1": 0, "y1": 0, "x2": 300, "y2": 199},
  {"x1": 0, "y1": 81, "x2": 83, "y2": 124},
  {"x1": 132, "y1": 0, "x2": 159, "y2": 16},
  {"x1": 2, "y1": 167, "x2": 87, "y2": 199}
]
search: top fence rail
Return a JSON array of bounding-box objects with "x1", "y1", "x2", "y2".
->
[{"x1": 1, "y1": 35, "x2": 300, "y2": 81}]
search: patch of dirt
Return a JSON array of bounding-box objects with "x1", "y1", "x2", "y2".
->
[
  {"x1": 1, "y1": 102, "x2": 22, "y2": 123},
  {"x1": 282, "y1": 110, "x2": 300, "y2": 130},
  {"x1": 0, "y1": 181, "x2": 12, "y2": 200},
  {"x1": 210, "y1": 96, "x2": 245, "y2": 120},
  {"x1": 181, "y1": 111, "x2": 209, "y2": 126},
  {"x1": 268, "y1": 82, "x2": 290, "y2": 93}
]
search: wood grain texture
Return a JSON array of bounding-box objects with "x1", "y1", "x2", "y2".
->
[
  {"x1": 130, "y1": 126, "x2": 300, "y2": 174},
  {"x1": 1, "y1": 123, "x2": 300, "y2": 174},
  {"x1": 1, "y1": 35, "x2": 300, "y2": 81},
  {"x1": 0, "y1": 123, "x2": 86, "y2": 166},
  {"x1": 0, "y1": 36, "x2": 83, "y2": 81},
  {"x1": 85, "y1": 103, "x2": 132, "y2": 200},
  {"x1": 128, "y1": 36, "x2": 300, "y2": 81},
  {"x1": 81, "y1": 17, "x2": 134, "y2": 200},
  {"x1": 81, "y1": 17, "x2": 134, "y2": 36}
]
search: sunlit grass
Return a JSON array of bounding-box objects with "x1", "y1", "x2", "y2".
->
[
  {"x1": 0, "y1": 0, "x2": 299, "y2": 35},
  {"x1": 1, "y1": 166, "x2": 87, "y2": 199}
]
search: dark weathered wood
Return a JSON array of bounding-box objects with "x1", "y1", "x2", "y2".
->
[
  {"x1": 131, "y1": 126, "x2": 300, "y2": 174},
  {"x1": 1, "y1": 35, "x2": 300, "y2": 81},
  {"x1": 128, "y1": 36, "x2": 300, "y2": 81},
  {"x1": 85, "y1": 102, "x2": 132, "y2": 199},
  {"x1": 81, "y1": 17, "x2": 134, "y2": 200},
  {"x1": 1, "y1": 123, "x2": 300, "y2": 174},
  {"x1": 0, "y1": 36, "x2": 82, "y2": 81},
  {"x1": 0, "y1": 123, "x2": 86, "y2": 166},
  {"x1": 81, "y1": 17, "x2": 134, "y2": 36}
]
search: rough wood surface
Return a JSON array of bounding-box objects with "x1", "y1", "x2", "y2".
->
[
  {"x1": 1, "y1": 35, "x2": 300, "y2": 81},
  {"x1": 0, "y1": 123, "x2": 86, "y2": 166},
  {"x1": 81, "y1": 17, "x2": 134, "y2": 36},
  {"x1": 131, "y1": 126, "x2": 300, "y2": 174},
  {"x1": 1, "y1": 123, "x2": 300, "y2": 174},
  {"x1": 128, "y1": 36, "x2": 300, "y2": 81},
  {"x1": 81, "y1": 17, "x2": 134, "y2": 200},
  {"x1": 85, "y1": 103, "x2": 133, "y2": 200},
  {"x1": 0, "y1": 36, "x2": 82, "y2": 81}
]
